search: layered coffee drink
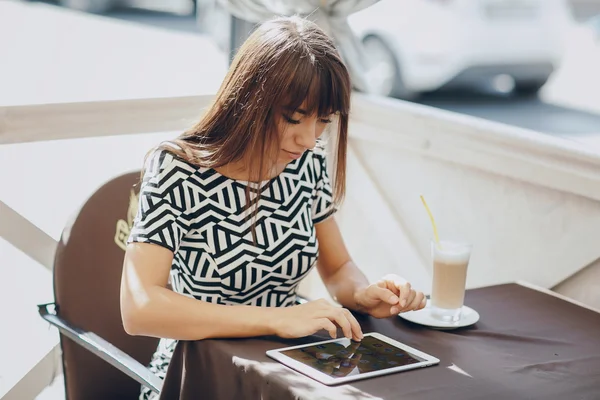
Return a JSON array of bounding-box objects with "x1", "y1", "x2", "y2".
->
[{"x1": 430, "y1": 240, "x2": 472, "y2": 322}]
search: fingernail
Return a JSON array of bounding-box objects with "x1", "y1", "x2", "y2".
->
[
  {"x1": 390, "y1": 295, "x2": 399, "y2": 303},
  {"x1": 391, "y1": 307, "x2": 399, "y2": 314},
  {"x1": 401, "y1": 299, "x2": 406, "y2": 307}
]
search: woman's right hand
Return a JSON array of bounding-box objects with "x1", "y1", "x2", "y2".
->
[{"x1": 269, "y1": 299, "x2": 363, "y2": 342}]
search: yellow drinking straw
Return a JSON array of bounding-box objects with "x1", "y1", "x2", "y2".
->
[{"x1": 420, "y1": 195, "x2": 442, "y2": 249}]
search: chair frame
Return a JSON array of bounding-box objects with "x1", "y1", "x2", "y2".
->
[
  {"x1": 38, "y1": 295, "x2": 311, "y2": 396},
  {"x1": 38, "y1": 302, "x2": 163, "y2": 395}
]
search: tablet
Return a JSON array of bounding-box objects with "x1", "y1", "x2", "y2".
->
[{"x1": 266, "y1": 332, "x2": 439, "y2": 386}]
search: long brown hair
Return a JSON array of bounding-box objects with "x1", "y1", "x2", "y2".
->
[{"x1": 154, "y1": 15, "x2": 351, "y2": 208}]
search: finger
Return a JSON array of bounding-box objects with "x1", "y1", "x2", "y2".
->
[
  {"x1": 342, "y1": 309, "x2": 364, "y2": 341},
  {"x1": 327, "y1": 308, "x2": 353, "y2": 339},
  {"x1": 401, "y1": 290, "x2": 417, "y2": 311},
  {"x1": 406, "y1": 291, "x2": 424, "y2": 311},
  {"x1": 379, "y1": 281, "x2": 400, "y2": 297},
  {"x1": 370, "y1": 285, "x2": 400, "y2": 305},
  {"x1": 397, "y1": 282, "x2": 412, "y2": 308},
  {"x1": 376, "y1": 279, "x2": 388, "y2": 289},
  {"x1": 380, "y1": 279, "x2": 405, "y2": 297},
  {"x1": 318, "y1": 318, "x2": 338, "y2": 339},
  {"x1": 419, "y1": 295, "x2": 427, "y2": 310}
]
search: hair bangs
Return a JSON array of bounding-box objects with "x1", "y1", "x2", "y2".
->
[{"x1": 278, "y1": 53, "x2": 350, "y2": 119}]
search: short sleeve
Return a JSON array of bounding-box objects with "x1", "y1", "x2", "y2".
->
[
  {"x1": 311, "y1": 150, "x2": 337, "y2": 224},
  {"x1": 128, "y1": 149, "x2": 195, "y2": 253}
]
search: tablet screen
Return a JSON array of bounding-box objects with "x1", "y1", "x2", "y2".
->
[{"x1": 280, "y1": 335, "x2": 426, "y2": 378}]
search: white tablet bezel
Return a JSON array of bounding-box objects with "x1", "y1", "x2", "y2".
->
[{"x1": 266, "y1": 332, "x2": 440, "y2": 386}]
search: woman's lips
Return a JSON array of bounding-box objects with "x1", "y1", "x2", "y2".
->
[{"x1": 284, "y1": 150, "x2": 303, "y2": 160}]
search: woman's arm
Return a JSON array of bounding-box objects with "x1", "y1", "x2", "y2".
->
[
  {"x1": 315, "y1": 218, "x2": 426, "y2": 317},
  {"x1": 120, "y1": 242, "x2": 363, "y2": 340},
  {"x1": 314, "y1": 217, "x2": 371, "y2": 311},
  {"x1": 120, "y1": 242, "x2": 276, "y2": 340},
  {"x1": 121, "y1": 151, "x2": 362, "y2": 340}
]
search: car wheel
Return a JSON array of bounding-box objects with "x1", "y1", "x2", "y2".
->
[
  {"x1": 59, "y1": 0, "x2": 117, "y2": 13},
  {"x1": 361, "y1": 35, "x2": 418, "y2": 100},
  {"x1": 513, "y1": 78, "x2": 549, "y2": 97}
]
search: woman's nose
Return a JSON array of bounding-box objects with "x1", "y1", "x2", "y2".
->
[{"x1": 296, "y1": 121, "x2": 317, "y2": 150}]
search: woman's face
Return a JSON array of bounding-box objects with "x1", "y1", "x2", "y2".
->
[{"x1": 276, "y1": 105, "x2": 333, "y2": 165}]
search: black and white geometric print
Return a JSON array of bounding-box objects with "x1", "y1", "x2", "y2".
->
[{"x1": 127, "y1": 146, "x2": 336, "y2": 400}]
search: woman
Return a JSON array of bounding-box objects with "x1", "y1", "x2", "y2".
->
[{"x1": 120, "y1": 15, "x2": 426, "y2": 400}]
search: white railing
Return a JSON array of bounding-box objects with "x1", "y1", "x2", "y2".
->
[{"x1": 0, "y1": 95, "x2": 214, "y2": 272}]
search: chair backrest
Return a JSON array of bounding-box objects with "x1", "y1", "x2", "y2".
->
[{"x1": 53, "y1": 172, "x2": 159, "y2": 400}]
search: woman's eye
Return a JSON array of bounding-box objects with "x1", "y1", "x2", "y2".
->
[
  {"x1": 284, "y1": 115, "x2": 301, "y2": 124},
  {"x1": 320, "y1": 118, "x2": 332, "y2": 124}
]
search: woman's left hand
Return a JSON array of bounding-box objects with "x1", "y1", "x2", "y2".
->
[{"x1": 353, "y1": 274, "x2": 427, "y2": 319}]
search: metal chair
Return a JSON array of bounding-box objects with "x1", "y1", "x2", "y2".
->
[
  {"x1": 37, "y1": 170, "x2": 311, "y2": 399},
  {"x1": 38, "y1": 172, "x2": 162, "y2": 400}
]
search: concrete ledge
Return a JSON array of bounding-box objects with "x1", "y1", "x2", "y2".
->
[
  {"x1": 2, "y1": 346, "x2": 61, "y2": 400},
  {"x1": 350, "y1": 93, "x2": 600, "y2": 202}
]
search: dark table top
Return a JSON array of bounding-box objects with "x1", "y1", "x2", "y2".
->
[{"x1": 160, "y1": 283, "x2": 600, "y2": 400}]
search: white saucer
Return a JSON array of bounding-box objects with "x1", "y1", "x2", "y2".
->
[{"x1": 398, "y1": 304, "x2": 480, "y2": 330}]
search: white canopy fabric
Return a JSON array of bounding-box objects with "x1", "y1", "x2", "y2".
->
[{"x1": 218, "y1": 0, "x2": 379, "y2": 92}]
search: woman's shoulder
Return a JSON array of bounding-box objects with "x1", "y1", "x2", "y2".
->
[{"x1": 143, "y1": 142, "x2": 198, "y2": 181}]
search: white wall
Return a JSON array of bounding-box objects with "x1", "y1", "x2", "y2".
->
[{"x1": 300, "y1": 93, "x2": 600, "y2": 302}]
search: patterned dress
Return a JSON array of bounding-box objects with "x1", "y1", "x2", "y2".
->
[{"x1": 127, "y1": 146, "x2": 336, "y2": 400}]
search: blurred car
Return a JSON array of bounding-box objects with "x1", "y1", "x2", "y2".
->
[
  {"x1": 53, "y1": 0, "x2": 192, "y2": 14},
  {"x1": 588, "y1": 14, "x2": 600, "y2": 41},
  {"x1": 55, "y1": 0, "x2": 125, "y2": 13},
  {"x1": 349, "y1": 0, "x2": 573, "y2": 98}
]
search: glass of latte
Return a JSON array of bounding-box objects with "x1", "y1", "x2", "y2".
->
[{"x1": 430, "y1": 240, "x2": 472, "y2": 323}]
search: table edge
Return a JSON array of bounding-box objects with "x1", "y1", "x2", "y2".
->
[{"x1": 516, "y1": 280, "x2": 600, "y2": 315}]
